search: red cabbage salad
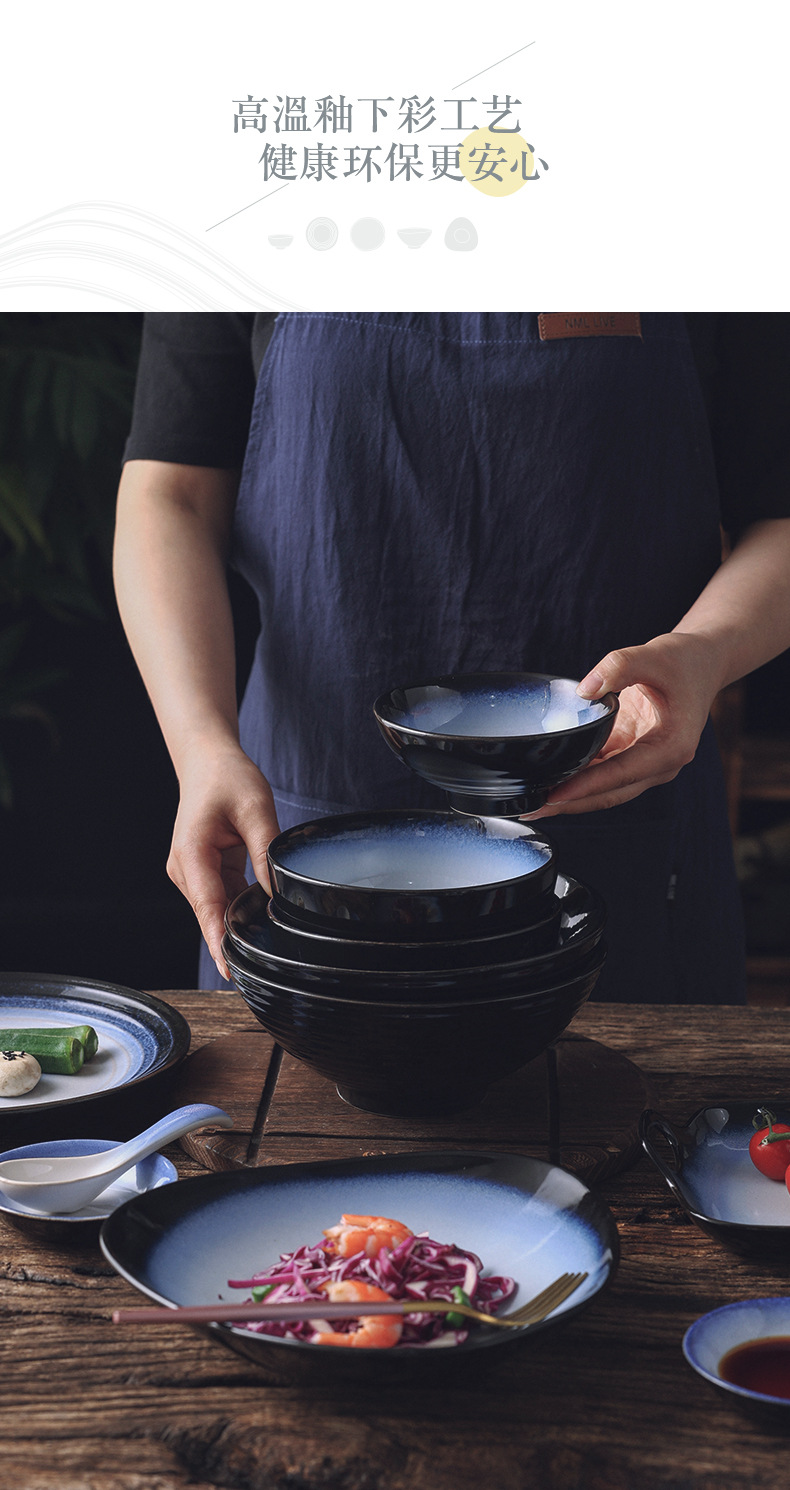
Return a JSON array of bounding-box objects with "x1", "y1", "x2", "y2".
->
[{"x1": 226, "y1": 1214, "x2": 517, "y2": 1348}]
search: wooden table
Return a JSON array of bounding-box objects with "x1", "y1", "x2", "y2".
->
[{"x1": 4, "y1": 995, "x2": 790, "y2": 1490}]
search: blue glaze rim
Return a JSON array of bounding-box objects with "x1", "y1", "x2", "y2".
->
[
  {"x1": 683, "y1": 1298, "x2": 790, "y2": 1407},
  {"x1": 100, "y1": 1150, "x2": 619, "y2": 1365}
]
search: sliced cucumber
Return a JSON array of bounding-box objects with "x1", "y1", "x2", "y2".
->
[{"x1": 0, "y1": 1028, "x2": 90, "y2": 1075}]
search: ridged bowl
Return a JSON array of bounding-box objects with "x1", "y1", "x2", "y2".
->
[{"x1": 223, "y1": 938, "x2": 606, "y2": 1117}]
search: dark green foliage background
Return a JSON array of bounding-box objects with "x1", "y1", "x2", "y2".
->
[{"x1": 0, "y1": 314, "x2": 199, "y2": 988}]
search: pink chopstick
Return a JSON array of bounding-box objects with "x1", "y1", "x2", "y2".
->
[{"x1": 113, "y1": 1299, "x2": 423, "y2": 1326}]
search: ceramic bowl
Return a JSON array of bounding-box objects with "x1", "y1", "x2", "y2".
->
[
  {"x1": 684, "y1": 1299, "x2": 790, "y2": 1408},
  {"x1": 223, "y1": 940, "x2": 606, "y2": 1115},
  {"x1": 374, "y1": 672, "x2": 618, "y2": 814},
  {"x1": 225, "y1": 874, "x2": 605, "y2": 995},
  {"x1": 267, "y1": 810, "x2": 557, "y2": 939},
  {"x1": 100, "y1": 1149, "x2": 619, "y2": 1382},
  {"x1": 640, "y1": 1104, "x2": 790, "y2": 1255},
  {"x1": 0, "y1": 1137, "x2": 176, "y2": 1239}
]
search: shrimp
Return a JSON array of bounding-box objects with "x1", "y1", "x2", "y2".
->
[
  {"x1": 311, "y1": 1280, "x2": 403, "y2": 1349},
  {"x1": 323, "y1": 1214, "x2": 413, "y2": 1259}
]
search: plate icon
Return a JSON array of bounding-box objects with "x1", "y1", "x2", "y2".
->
[
  {"x1": 351, "y1": 218, "x2": 385, "y2": 250},
  {"x1": 306, "y1": 218, "x2": 338, "y2": 250}
]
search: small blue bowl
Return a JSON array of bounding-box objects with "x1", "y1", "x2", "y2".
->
[
  {"x1": 684, "y1": 1298, "x2": 790, "y2": 1408},
  {"x1": 374, "y1": 672, "x2": 618, "y2": 815}
]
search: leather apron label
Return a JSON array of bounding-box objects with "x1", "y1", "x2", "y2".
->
[{"x1": 538, "y1": 313, "x2": 642, "y2": 340}]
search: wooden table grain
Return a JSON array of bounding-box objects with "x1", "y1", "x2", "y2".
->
[{"x1": 3, "y1": 994, "x2": 790, "y2": 1490}]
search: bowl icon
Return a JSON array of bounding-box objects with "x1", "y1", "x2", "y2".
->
[{"x1": 397, "y1": 228, "x2": 431, "y2": 249}]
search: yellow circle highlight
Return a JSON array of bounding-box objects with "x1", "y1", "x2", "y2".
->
[{"x1": 458, "y1": 129, "x2": 535, "y2": 197}]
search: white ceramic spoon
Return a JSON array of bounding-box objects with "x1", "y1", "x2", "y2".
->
[{"x1": 0, "y1": 1104, "x2": 232, "y2": 1214}]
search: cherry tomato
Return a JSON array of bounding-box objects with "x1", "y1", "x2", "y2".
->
[{"x1": 749, "y1": 1108, "x2": 790, "y2": 1182}]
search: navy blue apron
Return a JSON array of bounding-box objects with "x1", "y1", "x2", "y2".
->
[{"x1": 201, "y1": 311, "x2": 745, "y2": 1003}]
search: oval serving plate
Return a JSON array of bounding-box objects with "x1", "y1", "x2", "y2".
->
[
  {"x1": 640, "y1": 1103, "x2": 790, "y2": 1254},
  {"x1": 0, "y1": 973, "x2": 190, "y2": 1115},
  {"x1": 100, "y1": 1150, "x2": 619, "y2": 1382}
]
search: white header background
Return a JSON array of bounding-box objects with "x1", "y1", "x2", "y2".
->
[{"x1": 1, "y1": 0, "x2": 786, "y2": 310}]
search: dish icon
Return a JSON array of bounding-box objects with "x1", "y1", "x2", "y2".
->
[
  {"x1": 397, "y1": 228, "x2": 431, "y2": 249},
  {"x1": 350, "y1": 218, "x2": 385, "y2": 251},
  {"x1": 268, "y1": 234, "x2": 293, "y2": 249},
  {"x1": 306, "y1": 218, "x2": 338, "y2": 251},
  {"x1": 445, "y1": 218, "x2": 478, "y2": 251}
]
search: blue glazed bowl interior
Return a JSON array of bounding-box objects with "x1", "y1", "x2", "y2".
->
[
  {"x1": 273, "y1": 814, "x2": 553, "y2": 890},
  {"x1": 385, "y1": 677, "x2": 610, "y2": 739},
  {"x1": 267, "y1": 810, "x2": 558, "y2": 940}
]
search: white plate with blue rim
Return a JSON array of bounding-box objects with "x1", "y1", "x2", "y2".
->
[{"x1": 0, "y1": 973, "x2": 190, "y2": 1114}]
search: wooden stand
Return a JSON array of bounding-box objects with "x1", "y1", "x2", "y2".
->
[{"x1": 173, "y1": 1030, "x2": 658, "y2": 1185}]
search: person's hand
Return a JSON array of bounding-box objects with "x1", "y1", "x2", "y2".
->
[
  {"x1": 523, "y1": 632, "x2": 724, "y2": 819},
  {"x1": 166, "y1": 744, "x2": 280, "y2": 981}
]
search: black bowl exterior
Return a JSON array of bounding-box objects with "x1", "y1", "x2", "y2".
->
[
  {"x1": 225, "y1": 947, "x2": 606, "y2": 1116},
  {"x1": 374, "y1": 673, "x2": 618, "y2": 814},
  {"x1": 266, "y1": 892, "x2": 563, "y2": 969},
  {"x1": 223, "y1": 932, "x2": 606, "y2": 1008},
  {"x1": 267, "y1": 810, "x2": 557, "y2": 939},
  {"x1": 224, "y1": 875, "x2": 605, "y2": 996}
]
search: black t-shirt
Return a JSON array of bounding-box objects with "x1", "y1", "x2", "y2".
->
[{"x1": 123, "y1": 312, "x2": 790, "y2": 534}]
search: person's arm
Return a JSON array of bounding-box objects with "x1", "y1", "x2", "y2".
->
[
  {"x1": 113, "y1": 459, "x2": 279, "y2": 979},
  {"x1": 525, "y1": 517, "x2": 790, "y2": 818}
]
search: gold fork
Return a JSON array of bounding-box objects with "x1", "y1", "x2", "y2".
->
[{"x1": 112, "y1": 1271, "x2": 588, "y2": 1330}]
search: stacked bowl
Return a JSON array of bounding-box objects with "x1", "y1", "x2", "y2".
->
[{"x1": 222, "y1": 808, "x2": 607, "y2": 1117}]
